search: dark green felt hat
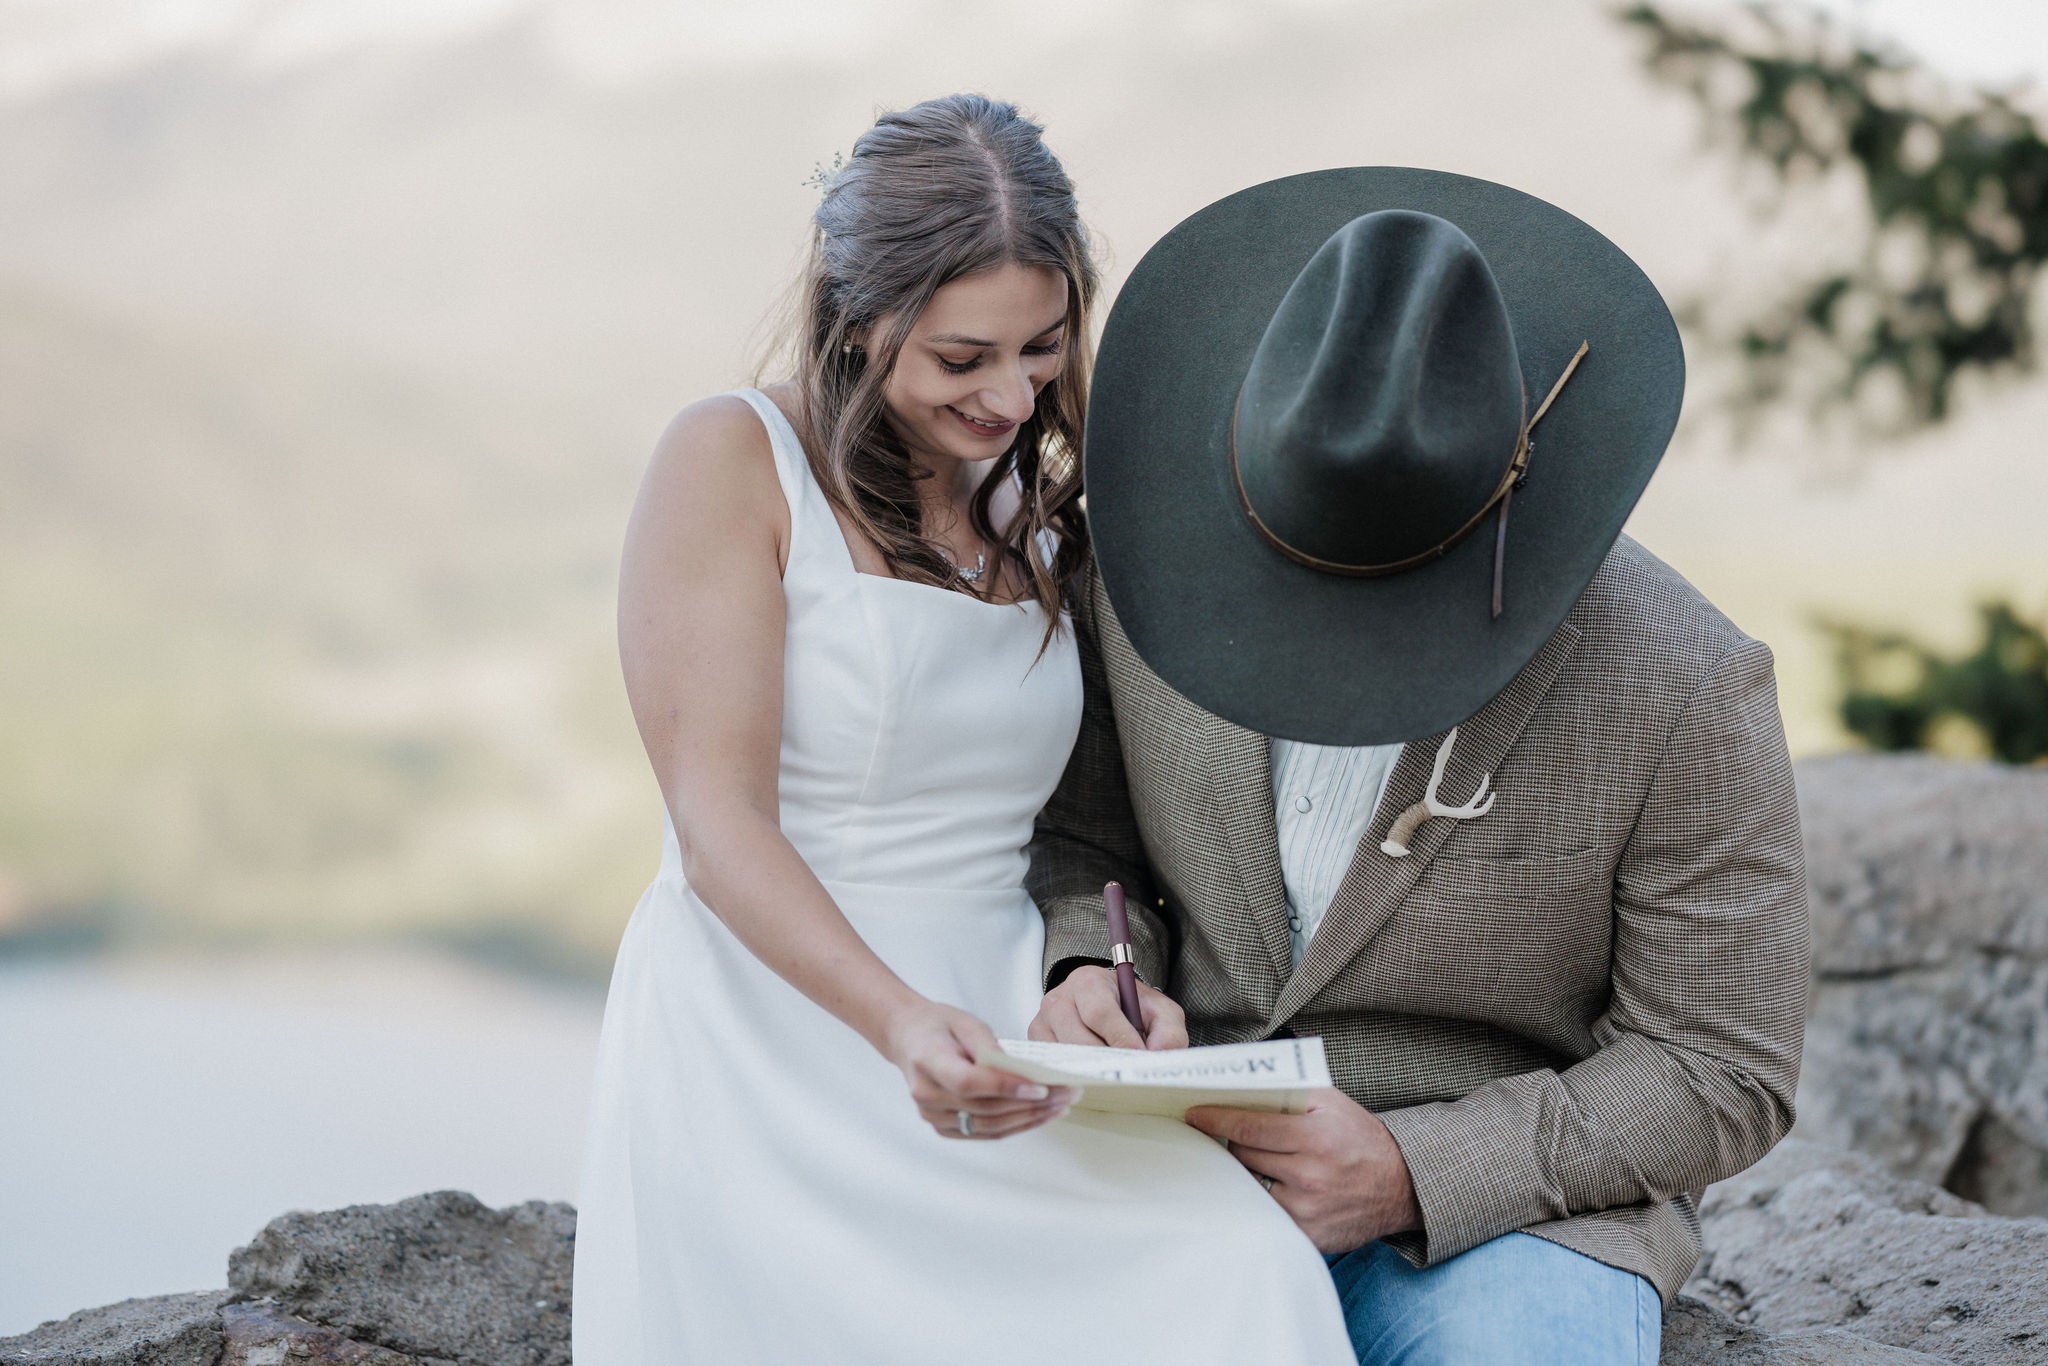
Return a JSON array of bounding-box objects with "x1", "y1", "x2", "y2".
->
[{"x1": 1084, "y1": 167, "x2": 1684, "y2": 745}]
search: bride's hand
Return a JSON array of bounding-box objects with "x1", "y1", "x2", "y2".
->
[{"x1": 885, "y1": 1000, "x2": 1075, "y2": 1140}]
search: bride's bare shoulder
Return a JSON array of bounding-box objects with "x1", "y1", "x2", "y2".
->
[
  {"x1": 632, "y1": 392, "x2": 788, "y2": 549},
  {"x1": 654, "y1": 392, "x2": 772, "y2": 470}
]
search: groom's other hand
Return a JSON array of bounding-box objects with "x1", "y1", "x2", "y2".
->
[
  {"x1": 1027, "y1": 966, "x2": 1189, "y2": 1050},
  {"x1": 1186, "y1": 1088, "x2": 1422, "y2": 1254}
]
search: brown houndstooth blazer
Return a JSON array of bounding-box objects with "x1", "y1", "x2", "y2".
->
[{"x1": 1026, "y1": 535, "x2": 1810, "y2": 1302}]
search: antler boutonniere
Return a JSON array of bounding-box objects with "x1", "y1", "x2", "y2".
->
[{"x1": 1380, "y1": 727, "x2": 1496, "y2": 857}]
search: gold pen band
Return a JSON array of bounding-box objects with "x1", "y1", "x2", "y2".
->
[{"x1": 1109, "y1": 943, "x2": 1135, "y2": 967}]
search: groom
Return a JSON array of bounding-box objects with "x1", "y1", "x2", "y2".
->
[{"x1": 1026, "y1": 171, "x2": 1808, "y2": 1364}]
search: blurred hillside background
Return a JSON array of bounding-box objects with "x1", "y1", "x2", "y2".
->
[{"x1": 2, "y1": 0, "x2": 2044, "y2": 1337}]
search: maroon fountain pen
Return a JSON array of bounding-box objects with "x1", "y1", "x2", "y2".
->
[{"x1": 1103, "y1": 881, "x2": 1148, "y2": 1041}]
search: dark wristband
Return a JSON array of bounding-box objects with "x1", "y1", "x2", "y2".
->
[{"x1": 1045, "y1": 955, "x2": 1114, "y2": 991}]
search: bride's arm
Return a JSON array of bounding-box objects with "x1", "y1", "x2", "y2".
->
[{"x1": 617, "y1": 395, "x2": 1071, "y2": 1140}]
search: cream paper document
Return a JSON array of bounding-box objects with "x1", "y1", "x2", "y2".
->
[{"x1": 978, "y1": 1036, "x2": 1331, "y2": 1119}]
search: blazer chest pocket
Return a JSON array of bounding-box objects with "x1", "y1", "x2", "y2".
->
[
  {"x1": 1409, "y1": 845, "x2": 1615, "y2": 959},
  {"x1": 1427, "y1": 844, "x2": 1611, "y2": 893},
  {"x1": 1396, "y1": 845, "x2": 1617, "y2": 1022}
]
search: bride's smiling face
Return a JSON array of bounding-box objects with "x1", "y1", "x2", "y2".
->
[{"x1": 879, "y1": 263, "x2": 1069, "y2": 469}]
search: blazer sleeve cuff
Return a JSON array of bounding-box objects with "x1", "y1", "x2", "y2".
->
[
  {"x1": 1376, "y1": 1097, "x2": 1550, "y2": 1267},
  {"x1": 1040, "y1": 891, "x2": 1171, "y2": 990}
]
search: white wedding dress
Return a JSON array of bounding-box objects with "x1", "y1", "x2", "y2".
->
[{"x1": 572, "y1": 389, "x2": 1354, "y2": 1364}]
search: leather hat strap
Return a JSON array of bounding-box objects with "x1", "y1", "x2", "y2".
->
[
  {"x1": 1491, "y1": 340, "x2": 1588, "y2": 619},
  {"x1": 1231, "y1": 340, "x2": 1589, "y2": 619}
]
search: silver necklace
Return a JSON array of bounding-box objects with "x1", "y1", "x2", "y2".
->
[{"x1": 953, "y1": 550, "x2": 987, "y2": 584}]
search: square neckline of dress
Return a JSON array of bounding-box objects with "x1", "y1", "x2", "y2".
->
[{"x1": 753, "y1": 388, "x2": 1045, "y2": 613}]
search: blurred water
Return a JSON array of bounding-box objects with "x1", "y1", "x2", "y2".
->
[{"x1": 0, "y1": 948, "x2": 603, "y2": 1338}]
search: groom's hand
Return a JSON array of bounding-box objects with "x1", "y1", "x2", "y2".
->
[
  {"x1": 1027, "y1": 966, "x2": 1189, "y2": 1050},
  {"x1": 1186, "y1": 1087, "x2": 1423, "y2": 1254}
]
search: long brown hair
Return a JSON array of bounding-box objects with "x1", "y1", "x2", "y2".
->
[{"x1": 776, "y1": 94, "x2": 1096, "y2": 629}]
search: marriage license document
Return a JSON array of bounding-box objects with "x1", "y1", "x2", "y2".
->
[{"x1": 978, "y1": 1036, "x2": 1331, "y2": 1119}]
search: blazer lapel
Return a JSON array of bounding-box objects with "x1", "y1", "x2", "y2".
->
[
  {"x1": 1201, "y1": 716, "x2": 1296, "y2": 990},
  {"x1": 1266, "y1": 619, "x2": 1584, "y2": 1032},
  {"x1": 1095, "y1": 584, "x2": 1294, "y2": 1001}
]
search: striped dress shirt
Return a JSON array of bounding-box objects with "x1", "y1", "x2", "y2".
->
[{"x1": 1270, "y1": 739, "x2": 1405, "y2": 967}]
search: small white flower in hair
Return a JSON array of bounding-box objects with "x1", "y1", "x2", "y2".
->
[
  {"x1": 803, "y1": 151, "x2": 846, "y2": 194},
  {"x1": 1380, "y1": 726, "x2": 1496, "y2": 857}
]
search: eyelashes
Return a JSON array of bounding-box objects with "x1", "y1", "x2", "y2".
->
[{"x1": 938, "y1": 340, "x2": 1063, "y2": 376}]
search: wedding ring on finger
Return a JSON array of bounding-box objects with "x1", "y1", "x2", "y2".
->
[
  {"x1": 1256, "y1": 1173, "x2": 1275, "y2": 1192},
  {"x1": 957, "y1": 1110, "x2": 975, "y2": 1138}
]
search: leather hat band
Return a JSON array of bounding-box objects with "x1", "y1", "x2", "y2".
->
[{"x1": 1231, "y1": 340, "x2": 1588, "y2": 619}]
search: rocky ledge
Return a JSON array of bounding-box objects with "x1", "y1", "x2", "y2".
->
[
  {"x1": 4, "y1": 753, "x2": 2043, "y2": 1364},
  {"x1": 6, "y1": 1140, "x2": 2041, "y2": 1366},
  {"x1": 0, "y1": 1192, "x2": 573, "y2": 1366},
  {"x1": 1793, "y1": 755, "x2": 2048, "y2": 1219},
  {"x1": 1673, "y1": 1141, "x2": 2046, "y2": 1364}
]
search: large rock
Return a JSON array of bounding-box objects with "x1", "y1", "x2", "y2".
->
[
  {"x1": 1794, "y1": 754, "x2": 2048, "y2": 1216},
  {"x1": 3, "y1": 1188, "x2": 1958, "y2": 1366},
  {"x1": 1687, "y1": 1140, "x2": 2048, "y2": 1365},
  {"x1": 1661, "y1": 1295, "x2": 1942, "y2": 1362},
  {"x1": 226, "y1": 1191, "x2": 573, "y2": 1366},
  {"x1": 0, "y1": 1292, "x2": 229, "y2": 1366},
  {"x1": 218, "y1": 1301, "x2": 427, "y2": 1366}
]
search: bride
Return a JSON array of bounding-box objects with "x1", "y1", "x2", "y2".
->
[{"x1": 572, "y1": 93, "x2": 1353, "y2": 1364}]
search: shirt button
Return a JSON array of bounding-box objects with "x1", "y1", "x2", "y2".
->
[
  {"x1": 1294, "y1": 795, "x2": 1313, "y2": 814},
  {"x1": 1288, "y1": 915, "x2": 1302, "y2": 931}
]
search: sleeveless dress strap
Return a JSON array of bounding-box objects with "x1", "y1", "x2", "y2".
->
[{"x1": 729, "y1": 388, "x2": 857, "y2": 575}]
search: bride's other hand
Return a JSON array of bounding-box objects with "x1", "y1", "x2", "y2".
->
[
  {"x1": 1025, "y1": 966, "x2": 1188, "y2": 1050},
  {"x1": 888, "y1": 1001, "x2": 1075, "y2": 1140}
]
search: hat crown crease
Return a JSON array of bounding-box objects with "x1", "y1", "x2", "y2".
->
[{"x1": 1236, "y1": 210, "x2": 1523, "y2": 569}]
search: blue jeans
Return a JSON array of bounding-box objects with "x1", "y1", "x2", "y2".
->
[{"x1": 1326, "y1": 1233, "x2": 1662, "y2": 1365}]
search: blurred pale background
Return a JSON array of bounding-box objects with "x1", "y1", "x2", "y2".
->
[{"x1": 2, "y1": 0, "x2": 2043, "y2": 1337}]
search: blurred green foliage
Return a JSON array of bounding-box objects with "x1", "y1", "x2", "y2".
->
[
  {"x1": 1621, "y1": 3, "x2": 2048, "y2": 430},
  {"x1": 1625, "y1": 5, "x2": 2048, "y2": 765},
  {"x1": 1821, "y1": 602, "x2": 2048, "y2": 764}
]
